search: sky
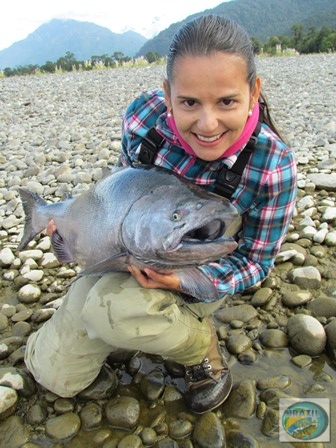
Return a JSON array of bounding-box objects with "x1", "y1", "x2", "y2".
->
[{"x1": 0, "y1": 0, "x2": 228, "y2": 51}]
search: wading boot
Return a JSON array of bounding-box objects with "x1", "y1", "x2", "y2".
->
[{"x1": 184, "y1": 324, "x2": 232, "y2": 414}]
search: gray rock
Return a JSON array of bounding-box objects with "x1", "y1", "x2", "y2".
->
[
  {"x1": 325, "y1": 319, "x2": 336, "y2": 365},
  {"x1": 281, "y1": 289, "x2": 312, "y2": 307},
  {"x1": 287, "y1": 314, "x2": 326, "y2": 356},
  {"x1": 288, "y1": 266, "x2": 321, "y2": 289},
  {"x1": 216, "y1": 304, "x2": 258, "y2": 323},
  {"x1": 192, "y1": 412, "x2": 226, "y2": 448},
  {"x1": 224, "y1": 380, "x2": 256, "y2": 419},
  {"x1": 307, "y1": 296, "x2": 336, "y2": 318},
  {"x1": 105, "y1": 396, "x2": 140, "y2": 429},
  {"x1": 45, "y1": 412, "x2": 81, "y2": 440},
  {"x1": 259, "y1": 329, "x2": 289, "y2": 348}
]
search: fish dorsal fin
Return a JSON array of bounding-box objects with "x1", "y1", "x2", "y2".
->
[
  {"x1": 78, "y1": 251, "x2": 128, "y2": 277},
  {"x1": 51, "y1": 230, "x2": 75, "y2": 263}
]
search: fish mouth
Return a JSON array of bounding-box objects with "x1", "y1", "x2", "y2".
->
[
  {"x1": 164, "y1": 217, "x2": 236, "y2": 254},
  {"x1": 182, "y1": 218, "x2": 225, "y2": 242},
  {"x1": 157, "y1": 216, "x2": 237, "y2": 266}
]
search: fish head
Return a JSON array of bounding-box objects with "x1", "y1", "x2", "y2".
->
[{"x1": 121, "y1": 183, "x2": 240, "y2": 270}]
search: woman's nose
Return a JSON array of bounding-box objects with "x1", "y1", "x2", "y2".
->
[{"x1": 197, "y1": 108, "x2": 218, "y2": 132}]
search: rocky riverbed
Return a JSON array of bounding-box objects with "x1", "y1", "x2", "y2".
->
[{"x1": 0, "y1": 53, "x2": 336, "y2": 447}]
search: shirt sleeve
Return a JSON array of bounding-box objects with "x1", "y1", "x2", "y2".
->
[
  {"x1": 197, "y1": 144, "x2": 297, "y2": 302},
  {"x1": 119, "y1": 89, "x2": 166, "y2": 167}
]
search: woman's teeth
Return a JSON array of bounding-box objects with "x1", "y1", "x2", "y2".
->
[{"x1": 196, "y1": 133, "x2": 222, "y2": 142}]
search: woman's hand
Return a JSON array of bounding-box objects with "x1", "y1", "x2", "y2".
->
[{"x1": 128, "y1": 265, "x2": 181, "y2": 291}]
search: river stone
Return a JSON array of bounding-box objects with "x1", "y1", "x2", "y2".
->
[
  {"x1": 0, "y1": 367, "x2": 36, "y2": 398},
  {"x1": 287, "y1": 314, "x2": 326, "y2": 356},
  {"x1": 118, "y1": 434, "x2": 143, "y2": 448},
  {"x1": 257, "y1": 375, "x2": 291, "y2": 390},
  {"x1": 259, "y1": 329, "x2": 289, "y2": 348},
  {"x1": 192, "y1": 412, "x2": 225, "y2": 448},
  {"x1": 288, "y1": 266, "x2": 322, "y2": 289},
  {"x1": 259, "y1": 388, "x2": 293, "y2": 408},
  {"x1": 0, "y1": 336, "x2": 24, "y2": 360},
  {"x1": 105, "y1": 396, "x2": 140, "y2": 429},
  {"x1": 140, "y1": 368, "x2": 165, "y2": 402},
  {"x1": 0, "y1": 247, "x2": 15, "y2": 266},
  {"x1": 291, "y1": 354, "x2": 313, "y2": 368},
  {"x1": 0, "y1": 313, "x2": 8, "y2": 332},
  {"x1": 0, "y1": 386, "x2": 18, "y2": 419},
  {"x1": 163, "y1": 385, "x2": 183, "y2": 402},
  {"x1": 156, "y1": 437, "x2": 179, "y2": 447},
  {"x1": 18, "y1": 250, "x2": 43, "y2": 262},
  {"x1": 226, "y1": 333, "x2": 253, "y2": 354},
  {"x1": 224, "y1": 380, "x2": 256, "y2": 419},
  {"x1": 226, "y1": 430, "x2": 259, "y2": 448},
  {"x1": 216, "y1": 304, "x2": 258, "y2": 323},
  {"x1": 251, "y1": 287, "x2": 273, "y2": 307},
  {"x1": 237, "y1": 349, "x2": 257, "y2": 365},
  {"x1": 325, "y1": 319, "x2": 336, "y2": 365},
  {"x1": 141, "y1": 427, "x2": 158, "y2": 446},
  {"x1": 77, "y1": 364, "x2": 118, "y2": 400},
  {"x1": 79, "y1": 402, "x2": 103, "y2": 429},
  {"x1": 281, "y1": 289, "x2": 312, "y2": 307},
  {"x1": 26, "y1": 403, "x2": 48, "y2": 425},
  {"x1": 168, "y1": 418, "x2": 193, "y2": 439},
  {"x1": 0, "y1": 415, "x2": 31, "y2": 447},
  {"x1": 260, "y1": 407, "x2": 279, "y2": 437},
  {"x1": 45, "y1": 412, "x2": 81, "y2": 440},
  {"x1": 17, "y1": 284, "x2": 41, "y2": 303},
  {"x1": 307, "y1": 296, "x2": 336, "y2": 318}
]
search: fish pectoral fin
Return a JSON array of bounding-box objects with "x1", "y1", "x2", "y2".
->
[
  {"x1": 51, "y1": 230, "x2": 75, "y2": 263},
  {"x1": 176, "y1": 268, "x2": 219, "y2": 302},
  {"x1": 79, "y1": 251, "x2": 128, "y2": 277}
]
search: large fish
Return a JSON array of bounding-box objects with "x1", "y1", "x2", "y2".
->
[{"x1": 18, "y1": 165, "x2": 240, "y2": 300}]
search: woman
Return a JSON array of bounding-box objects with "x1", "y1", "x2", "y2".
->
[{"x1": 25, "y1": 15, "x2": 297, "y2": 414}]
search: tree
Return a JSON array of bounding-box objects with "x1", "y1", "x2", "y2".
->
[
  {"x1": 56, "y1": 52, "x2": 78, "y2": 71},
  {"x1": 251, "y1": 37, "x2": 262, "y2": 55},
  {"x1": 291, "y1": 24, "x2": 305, "y2": 49},
  {"x1": 145, "y1": 52, "x2": 161, "y2": 63},
  {"x1": 40, "y1": 61, "x2": 56, "y2": 73}
]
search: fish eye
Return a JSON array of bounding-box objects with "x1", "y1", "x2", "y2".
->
[{"x1": 172, "y1": 210, "x2": 181, "y2": 221}]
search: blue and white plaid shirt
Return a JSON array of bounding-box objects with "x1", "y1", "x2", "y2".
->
[{"x1": 119, "y1": 89, "x2": 297, "y2": 302}]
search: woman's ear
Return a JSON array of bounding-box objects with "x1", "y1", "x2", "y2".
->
[
  {"x1": 163, "y1": 79, "x2": 172, "y2": 112},
  {"x1": 251, "y1": 76, "x2": 261, "y2": 108}
]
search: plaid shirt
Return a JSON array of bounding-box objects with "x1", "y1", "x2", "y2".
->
[{"x1": 120, "y1": 89, "x2": 297, "y2": 302}]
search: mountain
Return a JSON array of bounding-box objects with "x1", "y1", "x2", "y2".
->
[
  {"x1": 0, "y1": 19, "x2": 147, "y2": 69},
  {"x1": 136, "y1": 0, "x2": 336, "y2": 57},
  {"x1": 1, "y1": 0, "x2": 335, "y2": 69}
]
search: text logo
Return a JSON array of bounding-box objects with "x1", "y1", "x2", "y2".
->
[{"x1": 279, "y1": 398, "x2": 330, "y2": 442}]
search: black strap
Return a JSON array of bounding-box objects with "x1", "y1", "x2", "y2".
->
[
  {"x1": 138, "y1": 127, "x2": 165, "y2": 164},
  {"x1": 213, "y1": 116, "x2": 262, "y2": 199}
]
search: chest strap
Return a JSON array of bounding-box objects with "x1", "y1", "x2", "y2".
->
[
  {"x1": 213, "y1": 118, "x2": 262, "y2": 199},
  {"x1": 138, "y1": 127, "x2": 166, "y2": 164},
  {"x1": 138, "y1": 106, "x2": 263, "y2": 200}
]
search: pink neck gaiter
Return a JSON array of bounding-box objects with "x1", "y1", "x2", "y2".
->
[{"x1": 167, "y1": 102, "x2": 260, "y2": 159}]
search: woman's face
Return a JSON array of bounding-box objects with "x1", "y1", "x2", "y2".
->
[{"x1": 164, "y1": 52, "x2": 261, "y2": 161}]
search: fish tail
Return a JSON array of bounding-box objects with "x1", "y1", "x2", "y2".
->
[{"x1": 18, "y1": 188, "x2": 49, "y2": 251}]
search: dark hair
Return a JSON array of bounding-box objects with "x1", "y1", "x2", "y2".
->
[{"x1": 166, "y1": 15, "x2": 285, "y2": 141}]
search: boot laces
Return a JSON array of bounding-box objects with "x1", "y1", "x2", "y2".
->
[{"x1": 185, "y1": 357, "x2": 213, "y2": 383}]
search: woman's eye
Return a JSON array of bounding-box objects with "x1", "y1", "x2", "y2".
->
[
  {"x1": 184, "y1": 99, "x2": 196, "y2": 107},
  {"x1": 221, "y1": 98, "x2": 233, "y2": 106},
  {"x1": 172, "y1": 211, "x2": 181, "y2": 221}
]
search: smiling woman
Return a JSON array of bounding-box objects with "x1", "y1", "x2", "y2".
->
[{"x1": 24, "y1": 14, "x2": 297, "y2": 417}]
